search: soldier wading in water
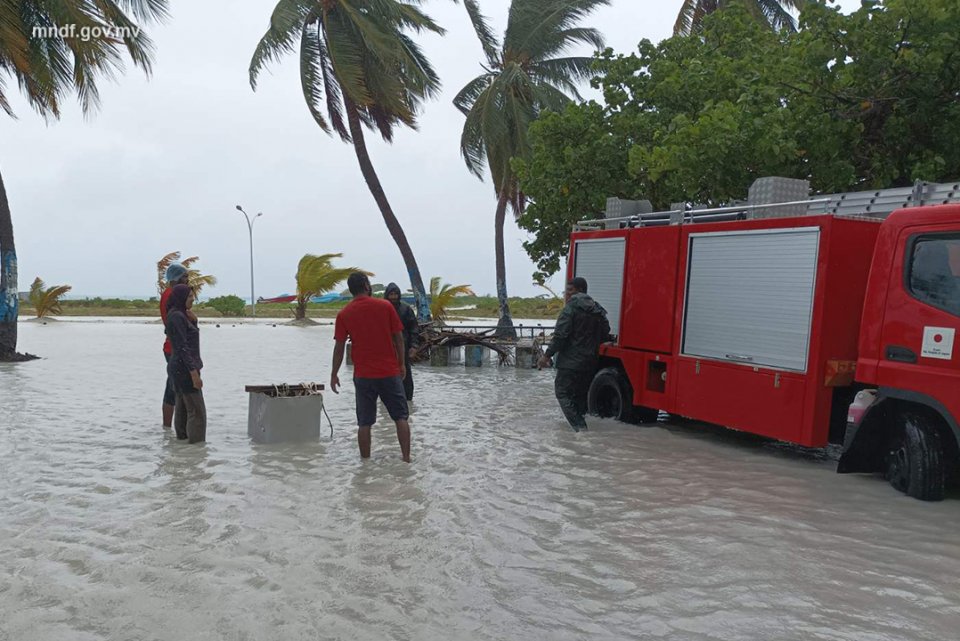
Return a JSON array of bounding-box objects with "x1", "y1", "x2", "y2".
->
[{"x1": 538, "y1": 277, "x2": 610, "y2": 432}]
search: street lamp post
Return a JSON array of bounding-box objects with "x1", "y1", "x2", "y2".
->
[{"x1": 234, "y1": 205, "x2": 263, "y2": 317}]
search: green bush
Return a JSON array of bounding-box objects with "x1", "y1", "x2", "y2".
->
[{"x1": 206, "y1": 295, "x2": 247, "y2": 317}]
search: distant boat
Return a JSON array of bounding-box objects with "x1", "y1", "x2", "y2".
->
[
  {"x1": 258, "y1": 292, "x2": 415, "y2": 305},
  {"x1": 257, "y1": 293, "x2": 348, "y2": 304}
]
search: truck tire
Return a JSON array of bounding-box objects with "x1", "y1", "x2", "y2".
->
[
  {"x1": 885, "y1": 412, "x2": 946, "y2": 501},
  {"x1": 587, "y1": 367, "x2": 658, "y2": 425}
]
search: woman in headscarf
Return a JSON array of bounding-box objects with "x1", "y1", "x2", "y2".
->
[{"x1": 165, "y1": 284, "x2": 206, "y2": 443}]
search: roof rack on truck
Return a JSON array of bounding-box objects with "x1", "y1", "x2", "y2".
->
[{"x1": 576, "y1": 177, "x2": 960, "y2": 230}]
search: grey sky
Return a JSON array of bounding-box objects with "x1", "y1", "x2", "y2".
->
[{"x1": 0, "y1": 0, "x2": 860, "y2": 300}]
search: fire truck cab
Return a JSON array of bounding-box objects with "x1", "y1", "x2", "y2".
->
[{"x1": 569, "y1": 179, "x2": 960, "y2": 500}]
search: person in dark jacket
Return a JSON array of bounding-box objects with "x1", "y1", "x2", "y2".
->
[
  {"x1": 538, "y1": 277, "x2": 610, "y2": 432},
  {"x1": 165, "y1": 284, "x2": 206, "y2": 443},
  {"x1": 384, "y1": 282, "x2": 420, "y2": 401},
  {"x1": 160, "y1": 262, "x2": 189, "y2": 428}
]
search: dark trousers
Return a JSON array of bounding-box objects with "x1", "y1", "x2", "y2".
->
[
  {"x1": 163, "y1": 352, "x2": 175, "y2": 406},
  {"x1": 403, "y1": 360, "x2": 414, "y2": 401},
  {"x1": 554, "y1": 368, "x2": 591, "y2": 431},
  {"x1": 174, "y1": 387, "x2": 207, "y2": 443}
]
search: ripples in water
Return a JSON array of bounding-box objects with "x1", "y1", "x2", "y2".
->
[{"x1": 1, "y1": 320, "x2": 958, "y2": 641}]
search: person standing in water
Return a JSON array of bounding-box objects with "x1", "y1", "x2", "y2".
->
[
  {"x1": 538, "y1": 277, "x2": 610, "y2": 432},
  {"x1": 165, "y1": 284, "x2": 206, "y2": 443},
  {"x1": 383, "y1": 282, "x2": 420, "y2": 402},
  {"x1": 331, "y1": 273, "x2": 411, "y2": 462},
  {"x1": 160, "y1": 263, "x2": 189, "y2": 427}
]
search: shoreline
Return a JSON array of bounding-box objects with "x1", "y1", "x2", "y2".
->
[{"x1": 30, "y1": 296, "x2": 563, "y2": 321}]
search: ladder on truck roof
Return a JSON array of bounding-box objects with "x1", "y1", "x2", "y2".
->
[{"x1": 576, "y1": 177, "x2": 960, "y2": 230}]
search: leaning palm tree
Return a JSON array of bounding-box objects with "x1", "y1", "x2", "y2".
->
[
  {"x1": 250, "y1": 0, "x2": 442, "y2": 321},
  {"x1": 453, "y1": 0, "x2": 609, "y2": 339},
  {"x1": 294, "y1": 253, "x2": 371, "y2": 321},
  {"x1": 156, "y1": 252, "x2": 218, "y2": 297},
  {"x1": 28, "y1": 277, "x2": 72, "y2": 319},
  {"x1": 674, "y1": 0, "x2": 807, "y2": 35},
  {"x1": 0, "y1": 0, "x2": 168, "y2": 360},
  {"x1": 429, "y1": 276, "x2": 475, "y2": 323}
]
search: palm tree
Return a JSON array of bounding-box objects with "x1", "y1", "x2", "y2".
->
[
  {"x1": 0, "y1": 0, "x2": 168, "y2": 360},
  {"x1": 250, "y1": 0, "x2": 442, "y2": 322},
  {"x1": 453, "y1": 0, "x2": 609, "y2": 339},
  {"x1": 429, "y1": 276, "x2": 475, "y2": 323},
  {"x1": 674, "y1": 0, "x2": 807, "y2": 35},
  {"x1": 294, "y1": 253, "x2": 371, "y2": 321},
  {"x1": 28, "y1": 277, "x2": 72, "y2": 319},
  {"x1": 156, "y1": 252, "x2": 218, "y2": 297}
]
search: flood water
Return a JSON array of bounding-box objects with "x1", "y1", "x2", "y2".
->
[{"x1": 2, "y1": 319, "x2": 959, "y2": 641}]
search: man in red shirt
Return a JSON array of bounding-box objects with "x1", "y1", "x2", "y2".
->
[
  {"x1": 160, "y1": 263, "x2": 189, "y2": 427},
  {"x1": 331, "y1": 272, "x2": 411, "y2": 462}
]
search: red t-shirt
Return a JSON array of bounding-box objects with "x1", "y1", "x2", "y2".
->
[
  {"x1": 160, "y1": 287, "x2": 173, "y2": 355},
  {"x1": 334, "y1": 296, "x2": 403, "y2": 378}
]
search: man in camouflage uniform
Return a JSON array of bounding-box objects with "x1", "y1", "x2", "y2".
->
[{"x1": 538, "y1": 277, "x2": 611, "y2": 432}]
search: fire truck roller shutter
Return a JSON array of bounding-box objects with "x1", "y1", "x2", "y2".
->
[
  {"x1": 573, "y1": 238, "x2": 627, "y2": 335},
  {"x1": 682, "y1": 227, "x2": 821, "y2": 372}
]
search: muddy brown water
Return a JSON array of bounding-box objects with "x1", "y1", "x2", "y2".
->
[{"x1": 1, "y1": 319, "x2": 958, "y2": 640}]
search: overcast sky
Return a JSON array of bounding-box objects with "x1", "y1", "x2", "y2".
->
[{"x1": 0, "y1": 0, "x2": 860, "y2": 300}]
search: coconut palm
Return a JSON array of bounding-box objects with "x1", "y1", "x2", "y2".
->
[
  {"x1": 156, "y1": 252, "x2": 218, "y2": 297},
  {"x1": 453, "y1": 0, "x2": 609, "y2": 338},
  {"x1": 250, "y1": 0, "x2": 442, "y2": 321},
  {"x1": 294, "y1": 253, "x2": 371, "y2": 321},
  {"x1": 674, "y1": 0, "x2": 807, "y2": 35},
  {"x1": 0, "y1": 0, "x2": 168, "y2": 360},
  {"x1": 28, "y1": 277, "x2": 72, "y2": 319},
  {"x1": 429, "y1": 277, "x2": 475, "y2": 323}
]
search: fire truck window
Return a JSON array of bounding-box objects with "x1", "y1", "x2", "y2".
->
[{"x1": 909, "y1": 238, "x2": 960, "y2": 316}]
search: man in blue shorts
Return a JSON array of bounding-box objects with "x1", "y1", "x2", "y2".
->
[{"x1": 330, "y1": 273, "x2": 411, "y2": 462}]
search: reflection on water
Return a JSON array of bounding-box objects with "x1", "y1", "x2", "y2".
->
[{"x1": 1, "y1": 320, "x2": 959, "y2": 641}]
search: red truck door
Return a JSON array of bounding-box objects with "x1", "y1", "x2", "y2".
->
[{"x1": 876, "y1": 225, "x2": 960, "y2": 423}]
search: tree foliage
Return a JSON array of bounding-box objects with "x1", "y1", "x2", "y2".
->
[
  {"x1": 429, "y1": 277, "x2": 475, "y2": 323},
  {"x1": 250, "y1": 0, "x2": 442, "y2": 321},
  {"x1": 1, "y1": 0, "x2": 167, "y2": 359},
  {"x1": 453, "y1": 0, "x2": 609, "y2": 335},
  {"x1": 155, "y1": 252, "x2": 217, "y2": 296},
  {"x1": 517, "y1": 0, "x2": 960, "y2": 280},
  {"x1": 205, "y1": 295, "x2": 246, "y2": 317},
  {"x1": 29, "y1": 277, "x2": 72, "y2": 318},
  {"x1": 295, "y1": 253, "x2": 370, "y2": 320},
  {"x1": 675, "y1": 0, "x2": 808, "y2": 36}
]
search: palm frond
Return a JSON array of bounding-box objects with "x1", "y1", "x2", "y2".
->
[
  {"x1": 0, "y1": 0, "x2": 168, "y2": 119},
  {"x1": 505, "y1": 0, "x2": 610, "y2": 61},
  {"x1": 252, "y1": 0, "x2": 442, "y2": 143},
  {"x1": 156, "y1": 251, "x2": 181, "y2": 295},
  {"x1": 295, "y1": 253, "x2": 372, "y2": 303},
  {"x1": 249, "y1": 0, "x2": 312, "y2": 89},
  {"x1": 674, "y1": 0, "x2": 804, "y2": 36},
  {"x1": 429, "y1": 276, "x2": 475, "y2": 322},
  {"x1": 300, "y1": 12, "x2": 331, "y2": 134},
  {"x1": 29, "y1": 277, "x2": 71, "y2": 318},
  {"x1": 453, "y1": 0, "x2": 500, "y2": 66},
  {"x1": 188, "y1": 272, "x2": 217, "y2": 295}
]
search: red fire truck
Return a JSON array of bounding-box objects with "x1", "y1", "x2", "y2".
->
[{"x1": 570, "y1": 178, "x2": 960, "y2": 500}]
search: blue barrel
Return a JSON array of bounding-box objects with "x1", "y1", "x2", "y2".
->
[{"x1": 464, "y1": 344, "x2": 485, "y2": 367}]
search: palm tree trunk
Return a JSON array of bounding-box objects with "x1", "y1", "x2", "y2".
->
[
  {"x1": 344, "y1": 100, "x2": 431, "y2": 321},
  {"x1": 0, "y1": 167, "x2": 20, "y2": 360},
  {"x1": 494, "y1": 191, "x2": 516, "y2": 339}
]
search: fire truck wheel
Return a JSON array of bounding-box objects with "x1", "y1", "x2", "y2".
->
[
  {"x1": 587, "y1": 367, "x2": 658, "y2": 424},
  {"x1": 885, "y1": 412, "x2": 946, "y2": 501}
]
